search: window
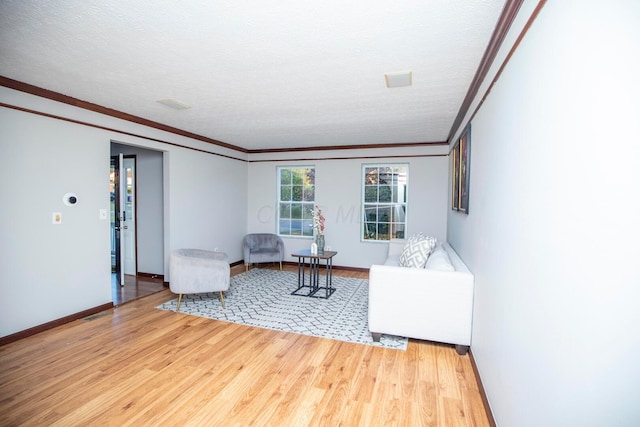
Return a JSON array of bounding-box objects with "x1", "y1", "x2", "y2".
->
[
  {"x1": 277, "y1": 166, "x2": 315, "y2": 237},
  {"x1": 362, "y1": 164, "x2": 408, "y2": 241}
]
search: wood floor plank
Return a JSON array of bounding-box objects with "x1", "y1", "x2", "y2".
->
[{"x1": 0, "y1": 266, "x2": 490, "y2": 426}]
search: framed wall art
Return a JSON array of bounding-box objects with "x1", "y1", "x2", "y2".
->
[
  {"x1": 451, "y1": 124, "x2": 471, "y2": 213},
  {"x1": 452, "y1": 142, "x2": 460, "y2": 210}
]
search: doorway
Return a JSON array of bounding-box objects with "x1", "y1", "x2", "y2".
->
[{"x1": 110, "y1": 145, "x2": 166, "y2": 305}]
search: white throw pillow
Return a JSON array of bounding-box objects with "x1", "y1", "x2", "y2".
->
[
  {"x1": 425, "y1": 244, "x2": 455, "y2": 271},
  {"x1": 399, "y1": 234, "x2": 437, "y2": 268}
]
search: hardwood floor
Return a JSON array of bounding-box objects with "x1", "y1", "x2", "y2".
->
[
  {"x1": 0, "y1": 264, "x2": 489, "y2": 426},
  {"x1": 112, "y1": 274, "x2": 166, "y2": 306}
]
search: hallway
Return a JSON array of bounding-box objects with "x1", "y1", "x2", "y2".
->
[{"x1": 111, "y1": 274, "x2": 165, "y2": 306}]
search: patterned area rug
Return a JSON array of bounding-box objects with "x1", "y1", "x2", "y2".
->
[{"x1": 157, "y1": 268, "x2": 408, "y2": 351}]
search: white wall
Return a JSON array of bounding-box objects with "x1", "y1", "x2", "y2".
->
[
  {"x1": 447, "y1": 1, "x2": 640, "y2": 425},
  {"x1": 0, "y1": 107, "x2": 112, "y2": 336},
  {"x1": 248, "y1": 150, "x2": 448, "y2": 268},
  {"x1": 0, "y1": 87, "x2": 248, "y2": 337},
  {"x1": 168, "y1": 146, "x2": 247, "y2": 263}
]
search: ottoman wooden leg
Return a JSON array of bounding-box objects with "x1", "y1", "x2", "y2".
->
[
  {"x1": 219, "y1": 291, "x2": 226, "y2": 309},
  {"x1": 177, "y1": 294, "x2": 183, "y2": 311}
]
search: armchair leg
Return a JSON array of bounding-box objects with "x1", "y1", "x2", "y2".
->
[
  {"x1": 219, "y1": 291, "x2": 225, "y2": 308},
  {"x1": 176, "y1": 294, "x2": 183, "y2": 311},
  {"x1": 279, "y1": 261, "x2": 282, "y2": 270},
  {"x1": 245, "y1": 264, "x2": 249, "y2": 273}
]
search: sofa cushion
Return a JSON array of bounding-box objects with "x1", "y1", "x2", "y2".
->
[
  {"x1": 399, "y1": 234, "x2": 436, "y2": 268},
  {"x1": 425, "y1": 244, "x2": 455, "y2": 271}
]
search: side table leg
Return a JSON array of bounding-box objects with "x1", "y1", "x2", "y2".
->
[
  {"x1": 325, "y1": 258, "x2": 330, "y2": 298},
  {"x1": 312, "y1": 257, "x2": 318, "y2": 294}
]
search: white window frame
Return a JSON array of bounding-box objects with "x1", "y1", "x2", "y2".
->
[
  {"x1": 277, "y1": 166, "x2": 316, "y2": 237},
  {"x1": 361, "y1": 164, "x2": 408, "y2": 241}
]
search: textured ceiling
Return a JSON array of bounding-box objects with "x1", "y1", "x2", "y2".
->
[{"x1": 0, "y1": 0, "x2": 505, "y2": 151}]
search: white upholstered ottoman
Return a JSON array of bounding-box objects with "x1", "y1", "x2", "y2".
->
[{"x1": 169, "y1": 249, "x2": 230, "y2": 310}]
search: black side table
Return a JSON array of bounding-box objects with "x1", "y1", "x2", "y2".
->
[{"x1": 290, "y1": 250, "x2": 338, "y2": 299}]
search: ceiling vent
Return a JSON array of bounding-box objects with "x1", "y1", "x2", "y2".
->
[
  {"x1": 384, "y1": 71, "x2": 412, "y2": 88},
  {"x1": 156, "y1": 98, "x2": 191, "y2": 110}
]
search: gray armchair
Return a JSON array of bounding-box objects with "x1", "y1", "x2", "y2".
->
[{"x1": 243, "y1": 233, "x2": 285, "y2": 272}]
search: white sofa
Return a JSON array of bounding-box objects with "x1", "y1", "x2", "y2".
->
[{"x1": 368, "y1": 239, "x2": 474, "y2": 355}]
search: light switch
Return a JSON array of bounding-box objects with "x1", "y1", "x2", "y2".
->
[
  {"x1": 99, "y1": 209, "x2": 107, "y2": 220},
  {"x1": 52, "y1": 212, "x2": 62, "y2": 224}
]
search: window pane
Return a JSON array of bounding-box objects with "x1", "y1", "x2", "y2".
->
[
  {"x1": 279, "y1": 204, "x2": 291, "y2": 219},
  {"x1": 364, "y1": 222, "x2": 376, "y2": 240},
  {"x1": 377, "y1": 223, "x2": 390, "y2": 240},
  {"x1": 364, "y1": 205, "x2": 377, "y2": 222},
  {"x1": 290, "y1": 203, "x2": 302, "y2": 219},
  {"x1": 378, "y1": 184, "x2": 391, "y2": 202},
  {"x1": 378, "y1": 206, "x2": 391, "y2": 222},
  {"x1": 302, "y1": 220, "x2": 314, "y2": 236},
  {"x1": 364, "y1": 167, "x2": 378, "y2": 184},
  {"x1": 280, "y1": 185, "x2": 291, "y2": 201},
  {"x1": 391, "y1": 222, "x2": 405, "y2": 239},
  {"x1": 304, "y1": 168, "x2": 315, "y2": 185},
  {"x1": 279, "y1": 219, "x2": 291, "y2": 235},
  {"x1": 292, "y1": 185, "x2": 303, "y2": 201},
  {"x1": 292, "y1": 170, "x2": 303, "y2": 185},
  {"x1": 303, "y1": 184, "x2": 314, "y2": 201},
  {"x1": 281, "y1": 169, "x2": 292, "y2": 185},
  {"x1": 364, "y1": 185, "x2": 378, "y2": 203},
  {"x1": 378, "y1": 168, "x2": 390, "y2": 184},
  {"x1": 302, "y1": 204, "x2": 314, "y2": 219},
  {"x1": 391, "y1": 183, "x2": 398, "y2": 203},
  {"x1": 391, "y1": 204, "x2": 405, "y2": 222},
  {"x1": 291, "y1": 220, "x2": 302, "y2": 235}
]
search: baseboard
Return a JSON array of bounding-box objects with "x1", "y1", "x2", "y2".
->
[
  {"x1": 0, "y1": 302, "x2": 114, "y2": 347},
  {"x1": 468, "y1": 349, "x2": 496, "y2": 427},
  {"x1": 282, "y1": 260, "x2": 369, "y2": 273},
  {"x1": 233, "y1": 259, "x2": 369, "y2": 274},
  {"x1": 137, "y1": 272, "x2": 169, "y2": 287},
  {"x1": 137, "y1": 272, "x2": 164, "y2": 281}
]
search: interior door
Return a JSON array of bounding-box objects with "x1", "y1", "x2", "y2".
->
[
  {"x1": 111, "y1": 154, "x2": 137, "y2": 286},
  {"x1": 117, "y1": 154, "x2": 126, "y2": 285},
  {"x1": 121, "y1": 156, "x2": 137, "y2": 277},
  {"x1": 110, "y1": 156, "x2": 122, "y2": 285}
]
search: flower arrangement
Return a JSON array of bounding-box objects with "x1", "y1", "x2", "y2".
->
[{"x1": 313, "y1": 206, "x2": 325, "y2": 236}]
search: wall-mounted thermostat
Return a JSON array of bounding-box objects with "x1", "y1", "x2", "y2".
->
[{"x1": 63, "y1": 192, "x2": 78, "y2": 206}]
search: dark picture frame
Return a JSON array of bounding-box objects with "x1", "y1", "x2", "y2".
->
[
  {"x1": 452, "y1": 143, "x2": 460, "y2": 210},
  {"x1": 451, "y1": 124, "x2": 471, "y2": 213}
]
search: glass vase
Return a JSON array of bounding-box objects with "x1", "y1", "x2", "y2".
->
[{"x1": 316, "y1": 235, "x2": 325, "y2": 255}]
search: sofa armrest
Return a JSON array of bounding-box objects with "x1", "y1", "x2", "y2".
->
[
  {"x1": 368, "y1": 264, "x2": 474, "y2": 346},
  {"x1": 242, "y1": 237, "x2": 251, "y2": 262},
  {"x1": 276, "y1": 236, "x2": 285, "y2": 259}
]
